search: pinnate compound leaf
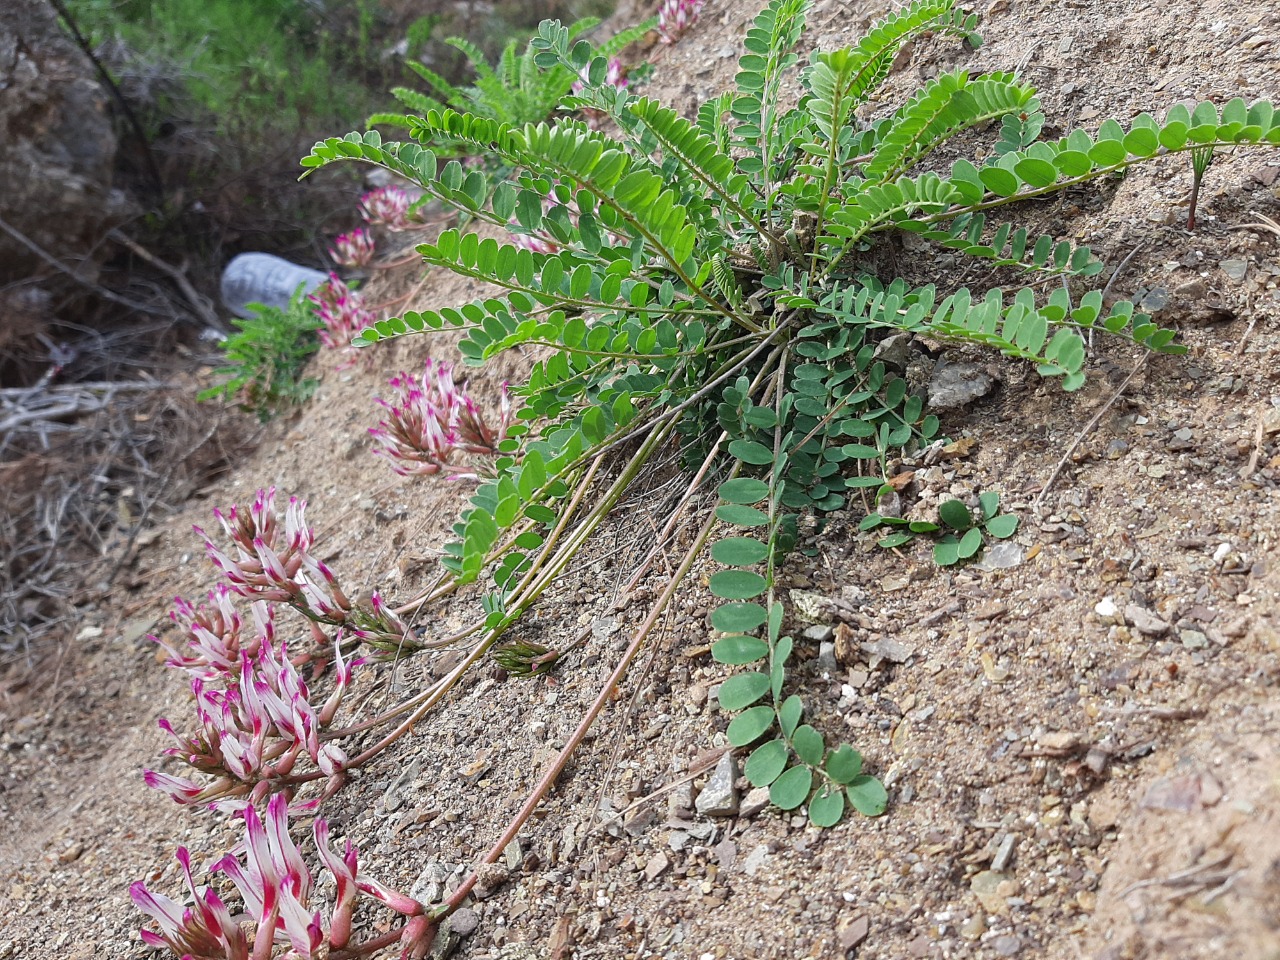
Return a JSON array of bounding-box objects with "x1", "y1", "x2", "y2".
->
[
  {"x1": 711, "y1": 634, "x2": 769, "y2": 665},
  {"x1": 745, "y1": 738, "x2": 789, "y2": 787},
  {"x1": 712, "y1": 537, "x2": 770, "y2": 566},
  {"x1": 719, "y1": 477, "x2": 771, "y2": 504},
  {"x1": 728, "y1": 705, "x2": 776, "y2": 746},
  {"x1": 770, "y1": 764, "x2": 814, "y2": 811},
  {"x1": 791, "y1": 724, "x2": 825, "y2": 766},
  {"x1": 825, "y1": 744, "x2": 863, "y2": 783},
  {"x1": 808, "y1": 785, "x2": 845, "y2": 827},
  {"x1": 711, "y1": 602, "x2": 768, "y2": 633},
  {"x1": 847, "y1": 775, "x2": 889, "y2": 816},
  {"x1": 709, "y1": 569, "x2": 768, "y2": 600},
  {"x1": 718, "y1": 671, "x2": 770, "y2": 710}
]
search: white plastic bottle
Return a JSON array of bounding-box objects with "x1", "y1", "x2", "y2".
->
[{"x1": 220, "y1": 252, "x2": 328, "y2": 318}]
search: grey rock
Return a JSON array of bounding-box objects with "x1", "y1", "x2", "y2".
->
[
  {"x1": 860, "y1": 637, "x2": 915, "y2": 664},
  {"x1": 991, "y1": 833, "x2": 1017, "y2": 872},
  {"x1": 1139, "y1": 286, "x2": 1169, "y2": 311},
  {"x1": 1220, "y1": 258, "x2": 1249, "y2": 281},
  {"x1": 739, "y1": 786, "x2": 771, "y2": 818},
  {"x1": 928, "y1": 359, "x2": 995, "y2": 410},
  {"x1": 1124, "y1": 603, "x2": 1170, "y2": 636},
  {"x1": 447, "y1": 908, "x2": 480, "y2": 937},
  {"x1": 411, "y1": 861, "x2": 458, "y2": 905},
  {"x1": 1166, "y1": 279, "x2": 1236, "y2": 324},
  {"x1": 800, "y1": 623, "x2": 835, "y2": 643},
  {"x1": 975, "y1": 542, "x2": 1026, "y2": 570},
  {"x1": 991, "y1": 935, "x2": 1023, "y2": 957},
  {"x1": 713, "y1": 838, "x2": 737, "y2": 870},
  {"x1": 0, "y1": 1, "x2": 133, "y2": 286},
  {"x1": 1180, "y1": 629, "x2": 1209, "y2": 649},
  {"x1": 644, "y1": 851, "x2": 671, "y2": 881},
  {"x1": 667, "y1": 780, "x2": 695, "y2": 820},
  {"x1": 695, "y1": 752, "x2": 740, "y2": 816},
  {"x1": 815, "y1": 640, "x2": 838, "y2": 673},
  {"x1": 742, "y1": 844, "x2": 770, "y2": 876},
  {"x1": 873, "y1": 332, "x2": 914, "y2": 370}
]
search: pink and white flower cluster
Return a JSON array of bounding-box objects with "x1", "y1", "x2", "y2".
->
[
  {"x1": 147, "y1": 489, "x2": 411, "y2": 806},
  {"x1": 196, "y1": 488, "x2": 352, "y2": 623},
  {"x1": 154, "y1": 585, "x2": 272, "y2": 680},
  {"x1": 360, "y1": 184, "x2": 418, "y2": 231},
  {"x1": 132, "y1": 794, "x2": 432, "y2": 960},
  {"x1": 146, "y1": 634, "x2": 356, "y2": 810},
  {"x1": 329, "y1": 228, "x2": 375, "y2": 268},
  {"x1": 370, "y1": 359, "x2": 512, "y2": 478},
  {"x1": 309, "y1": 274, "x2": 375, "y2": 350},
  {"x1": 658, "y1": 0, "x2": 704, "y2": 43}
]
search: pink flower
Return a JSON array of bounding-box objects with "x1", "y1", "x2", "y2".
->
[
  {"x1": 143, "y1": 769, "x2": 209, "y2": 805},
  {"x1": 360, "y1": 185, "x2": 417, "y2": 231},
  {"x1": 370, "y1": 360, "x2": 512, "y2": 477},
  {"x1": 148, "y1": 636, "x2": 356, "y2": 806},
  {"x1": 152, "y1": 587, "x2": 273, "y2": 680},
  {"x1": 131, "y1": 847, "x2": 249, "y2": 960},
  {"x1": 659, "y1": 0, "x2": 704, "y2": 43},
  {"x1": 135, "y1": 796, "x2": 432, "y2": 959},
  {"x1": 329, "y1": 228, "x2": 375, "y2": 268},
  {"x1": 196, "y1": 488, "x2": 352, "y2": 624},
  {"x1": 309, "y1": 274, "x2": 375, "y2": 349}
]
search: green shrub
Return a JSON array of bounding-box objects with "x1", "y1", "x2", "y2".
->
[
  {"x1": 198, "y1": 286, "x2": 321, "y2": 421},
  {"x1": 64, "y1": 0, "x2": 382, "y2": 137},
  {"x1": 369, "y1": 16, "x2": 654, "y2": 165}
]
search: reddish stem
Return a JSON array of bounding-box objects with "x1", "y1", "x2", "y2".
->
[{"x1": 439, "y1": 468, "x2": 725, "y2": 914}]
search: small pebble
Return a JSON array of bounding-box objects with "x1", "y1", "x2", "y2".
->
[
  {"x1": 695, "y1": 753, "x2": 740, "y2": 817},
  {"x1": 739, "y1": 786, "x2": 771, "y2": 819},
  {"x1": 644, "y1": 852, "x2": 671, "y2": 881},
  {"x1": 1220, "y1": 258, "x2": 1248, "y2": 281},
  {"x1": 991, "y1": 934, "x2": 1024, "y2": 957}
]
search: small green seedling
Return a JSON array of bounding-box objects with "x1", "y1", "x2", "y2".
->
[{"x1": 861, "y1": 491, "x2": 1019, "y2": 565}]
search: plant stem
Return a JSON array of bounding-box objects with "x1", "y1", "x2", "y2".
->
[{"x1": 439, "y1": 441, "x2": 732, "y2": 915}]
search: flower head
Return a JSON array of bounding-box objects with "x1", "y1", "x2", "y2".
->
[
  {"x1": 329, "y1": 228, "x2": 375, "y2": 268},
  {"x1": 147, "y1": 634, "x2": 356, "y2": 806},
  {"x1": 360, "y1": 185, "x2": 417, "y2": 230},
  {"x1": 136, "y1": 794, "x2": 429, "y2": 959},
  {"x1": 196, "y1": 489, "x2": 352, "y2": 625},
  {"x1": 153, "y1": 586, "x2": 272, "y2": 679},
  {"x1": 131, "y1": 847, "x2": 249, "y2": 960},
  {"x1": 308, "y1": 274, "x2": 375, "y2": 350},
  {"x1": 370, "y1": 360, "x2": 512, "y2": 477},
  {"x1": 659, "y1": 0, "x2": 704, "y2": 43}
]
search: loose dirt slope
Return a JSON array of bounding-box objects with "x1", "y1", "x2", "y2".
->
[{"x1": 3, "y1": 1, "x2": 1280, "y2": 958}]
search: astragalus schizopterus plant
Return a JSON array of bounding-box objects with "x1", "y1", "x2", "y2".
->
[{"x1": 302, "y1": 0, "x2": 1280, "y2": 831}]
